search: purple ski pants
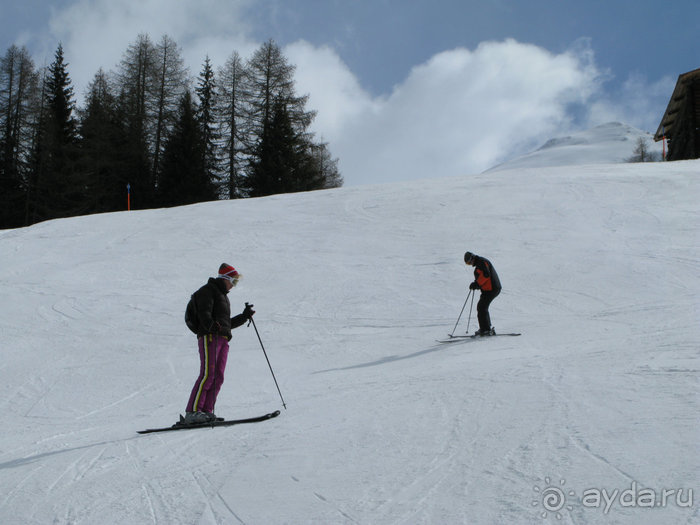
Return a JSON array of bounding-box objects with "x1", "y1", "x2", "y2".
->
[{"x1": 186, "y1": 334, "x2": 229, "y2": 413}]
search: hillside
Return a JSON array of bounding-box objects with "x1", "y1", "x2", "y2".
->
[{"x1": 0, "y1": 153, "x2": 697, "y2": 523}]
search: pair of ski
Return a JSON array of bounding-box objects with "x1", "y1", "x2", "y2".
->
[
  {"x1": 436, "y1": 332, "x2": 521, "y2": 344},
  {"x1": 138, "y1": 410, "x2": 280, "y2": 434}
]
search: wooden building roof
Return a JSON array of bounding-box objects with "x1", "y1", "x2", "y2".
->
[{"x1": 654, "y1": 68, "x2": 700, "y2": 141}]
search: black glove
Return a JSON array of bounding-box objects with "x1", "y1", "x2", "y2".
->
[
  {"x1": 243, "y1": 303, "x2": 255, "y2": 319},
  {"x1": 469, "y1": 282, "x2": 479, "y2": 290}
]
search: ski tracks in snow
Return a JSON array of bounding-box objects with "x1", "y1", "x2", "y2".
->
[
  {"x1": 377, "y1": 390, "x2": 488, "y2": 524},
  {"x1": 189, "y1": 470, "x2": 248, "y2": 525}
]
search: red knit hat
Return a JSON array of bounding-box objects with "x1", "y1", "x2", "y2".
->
[{"x1": 218, "y1": 263, "x2": 239, "y2": 280}]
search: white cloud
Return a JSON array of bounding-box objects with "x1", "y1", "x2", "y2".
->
[
  {"x1": 287, "y1": 38, "x2": 604, "y2": 184},
  {"x1": 284, "y1": 41, "x2": 379, "y2": 141},
  {"x1": 47, "y1": 0, "x2": 255, "y2": 98},
  {"x1": 586, "y1": 73, "x2": 675, "y2": 134}
]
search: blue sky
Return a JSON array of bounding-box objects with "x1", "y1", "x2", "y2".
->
[{"x1": 1, "y1": 0, "x2": 697, "y2": 185}]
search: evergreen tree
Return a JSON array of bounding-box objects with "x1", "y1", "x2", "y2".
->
[
  {"x1": 195, "y1": 56, "x2": 219, "y2": 192},
  {"x1": 30, "y1": 44, "x2": 81, "y2": 222},
  {"x1": 0, "y1": 45, "x2": 39, "y2": 228},
  {"x1": 77, "y1": 69, "x2": 129, "y2": 213},
  {"x1": 217, "y1": 51, "x2": 249, "y2": 198},
  {"x1": 158, "y1": 91, "x2": 216, "y2": 206},
  {"x1": 308, "y1": 142, "x2": 343, "y2": 189},
  {"x1": 151, "y1": 35, "x2": 188, "y2": 189},
  {"x1": 246, "y1": 40, "x2": 314, "y2": 146},
  {"x1": 245, "y1": 40, "x2": 342, "y2": 195},
  {"x1": 24, "y1": 71, "x2": 48, "y2": 225},
  {"x1": 115, "y1": 33, "x2": 157, "y2": 209},
  {"x1": 248, "y1": 97, "x2": 334, "y2": 196},
  {"x1": 248, "y1": 97, "x2": 294, "y2": 196}
]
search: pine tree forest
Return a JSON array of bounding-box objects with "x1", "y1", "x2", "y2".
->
[{"x1": 0, "y1": 36, "x2": 342, "y2": 229}]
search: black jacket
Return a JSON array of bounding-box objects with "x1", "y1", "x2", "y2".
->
[
  {"x1": 472, "y1": 256, "x2": 502, "y2": 292},
  {"x1": 193, "y1": 278, "x2": 247, "y2": 340}
]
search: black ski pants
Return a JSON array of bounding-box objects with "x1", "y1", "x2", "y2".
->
[{"x1": 477, "y1": 288, "x2": 500, "y2": 331}]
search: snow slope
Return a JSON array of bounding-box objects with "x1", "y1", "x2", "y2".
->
[
  {"x1": 0, "y1": 157, "x2": 698, "y2": 523},
  {"x1": 487, "y1": 122, "x2": 663, "y2": 172}
]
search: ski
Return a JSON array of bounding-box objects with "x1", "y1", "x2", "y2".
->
[
  {"x1": 437, "y1": 333, "x2": 521, "y2": 343},
  {"x1": 137, "y1": 410, "x2": 281, "y2": 434}
]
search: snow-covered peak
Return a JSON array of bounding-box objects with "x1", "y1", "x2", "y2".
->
[{"x1": 487, "y1": 122, "x2": 663, "y2": 172}]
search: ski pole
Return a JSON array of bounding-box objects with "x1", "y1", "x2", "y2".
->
[
  {"x1": 465, "y1": 287, "x2": 476, "y2": 335},
  {"x1": 247, "y1": 304, "x2": 287, "y2": 410},
  {"x1": 450, "y1": 288, "x2": 473, "y2": 337}
]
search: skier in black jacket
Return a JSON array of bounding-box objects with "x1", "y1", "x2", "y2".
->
[
  {"x1": 184, "y1": 263, "x2": 255, "y2": 424},
  {"x1": 464, "y1": 252, "x2": 501, "y2": 336}
]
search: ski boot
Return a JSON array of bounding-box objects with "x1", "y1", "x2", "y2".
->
[{"x1": 183, "y1": 411, "x2": 217, "y2": 425}]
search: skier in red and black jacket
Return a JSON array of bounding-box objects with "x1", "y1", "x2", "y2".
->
[{"x1": 464, "y1": 252, "x2": 501, "y2": 336}]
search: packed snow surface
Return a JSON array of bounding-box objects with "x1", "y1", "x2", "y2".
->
[{"x1": 0, "y1": 141, "x2": 698, "y2": 523}]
